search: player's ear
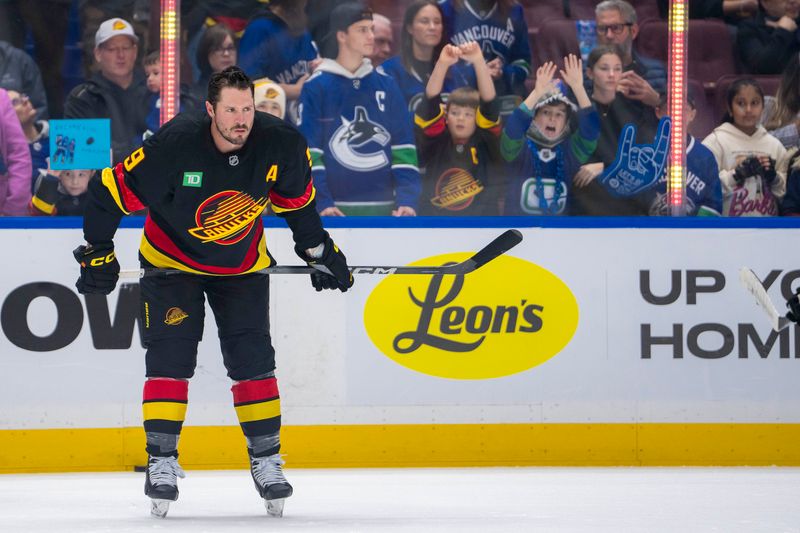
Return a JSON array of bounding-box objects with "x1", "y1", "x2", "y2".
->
[{"x1": 205, "y1": 100, "x2": 214, "y2": 118}]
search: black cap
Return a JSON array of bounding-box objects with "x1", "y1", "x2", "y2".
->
[{"x1": 330, "y1": 2, "x2": 373, "y2": 34}]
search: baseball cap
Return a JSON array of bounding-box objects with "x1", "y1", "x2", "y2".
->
[
  {"x1": 95, "y1": 18, "x2": 139, "y2": 48},
  {"x1": 330, "y1": 2, "x2": 373, "y2": 34},
  {"x1": 254, "y1": 78, "x2": 287, "y2": 119}
]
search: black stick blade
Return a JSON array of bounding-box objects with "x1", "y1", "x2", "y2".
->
[{"x1": 459, "y1": 229, "x2": 523, "y2": 273}]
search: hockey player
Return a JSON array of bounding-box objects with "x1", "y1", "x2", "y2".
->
[
  {"x1": 297, "y1": 2, "x2": 421, "y2": 216},
  {"x1": 71, "y1": 66, "x2": 353, "y2": 518}
]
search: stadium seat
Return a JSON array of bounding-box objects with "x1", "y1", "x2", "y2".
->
[
  {"x1": 636, "y1": 19, "x2": 736, "y2": 91},
  {"x1": 713, "y1": 74, "x2": 781, "y2": 124},
  {"x1": 631, "y1": 0, "x2": 663, "y2": 23},
  {"x1": 531, "y1": 18, "x2": 581, "y2": 71},
  {"x1": 367, "y1": 0, "x2": 408, "y2": 23},
  {"x1": 518, "y1": 0, "x2": 568, "y2": 34},
  {"x1": 562, "y1": 0, "x2": 596, "y2": 20}
]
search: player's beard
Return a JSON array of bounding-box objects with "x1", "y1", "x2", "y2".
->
[{"x1": 215, "y1": 118, "x2": 250, "y2": 146}]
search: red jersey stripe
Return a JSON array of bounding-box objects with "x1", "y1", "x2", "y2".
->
[
  {"x1": 114, "y1": 163, "x2": 146, "y2": 212},
  {"x1": 143, "y1": 215, "x2": 262, "y2": 274},
  {"x1": 143, "y1": 378, "x2": 188, "y2": 401},
  {"x1": 269, "y1": 180, "x2": 313, "y2": 210},
  {"x1": 231, "y1": 377, "x2": 279, "y2": 404}
]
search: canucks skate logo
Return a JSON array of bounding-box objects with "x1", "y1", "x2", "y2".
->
[{"x1": 329, "y1": 106, "x2": 390, "y2": 171}]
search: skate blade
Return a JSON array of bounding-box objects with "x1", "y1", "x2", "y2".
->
[
  {"x1": 150, "y1": 499, "x2": 171, "y2": 518},
  {"x1": 265, "y1": 497, "x2": 286, "y2": 517}
]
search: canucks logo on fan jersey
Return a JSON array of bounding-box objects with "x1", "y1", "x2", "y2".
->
[{"x1": 329, "y1": 106, "x2": 391, "y2": 172}]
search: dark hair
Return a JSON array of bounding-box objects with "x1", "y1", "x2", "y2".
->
[
  {"x1": 196, "y1": 23, "x2": 237, "y2": 78},
  {"x1": 143, "y1": 50, "x2": 160, "y2": 67},
  {"x1": 721, "y1": 78, "x2": 764, "y2": 124},
  {"x1": 207, "y1": 66, "x2": 254, "y2": 107},
  {"x1": 587, "y1": 44, "x2": 623, "y2": 69},
  {"x1": 401, "y1": 0, "x2": 445, "y2": 73},
  {"x1": 765, "y1": 53, "x2": 800, "y2": 130}
]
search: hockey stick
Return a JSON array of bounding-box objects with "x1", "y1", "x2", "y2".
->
[
  {"x1": 739, "y1": 267, "x2": 791, "y2": 332},
  {"x1": 118, "y1": 228, "x2": 523, "y2": 279}
]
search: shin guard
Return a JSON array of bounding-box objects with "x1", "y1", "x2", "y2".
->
[
  {"x1": 143, "y1": 378, "x2": 188, "y2": 457},
  {"x1": 232, "y1": 377, "x2": 281, "y2": 457}
]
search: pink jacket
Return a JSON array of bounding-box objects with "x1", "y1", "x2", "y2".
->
[{"x1": 0, "y1": 89, "x2": 32, "y2": 215}]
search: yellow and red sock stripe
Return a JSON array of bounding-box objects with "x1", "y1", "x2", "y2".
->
[
  {"x1": 142, "y1": 378, "x2": 188, "y2": 430},
  {"x1": 231, "y1": 378, "x2": 281, "y2": 436}
]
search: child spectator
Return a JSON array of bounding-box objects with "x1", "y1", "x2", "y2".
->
[
  {"x1": 414, "y1": 41, "x2": 500, "y2": 215},
  {"x1": 0, "y1": 88, "x2": 32, "y2": 215},
  {"x1": 648, "y1": 93, "x2": 722, "y2": 216},
  {"x1": 254, "y1": 78, "x2": 287, "y2": 120},
  {"x1": 143, "y1": 51, "x2": 162, "y2": 134},
  {"x1": 501, "y1": 55, "x2": 599, "y2": 216},
  {"x1": 703, "y1": 78, "x2": 787, "y2": 216},
  {"x1": 7, "y1": 89, "x2": 48, "y2": 192},
  {"x1": 29, "y1": 167, "x2": 94, "y2": 216},
  {"x1": 381, "y1": 0, "x2": 474, "y2": 111}
]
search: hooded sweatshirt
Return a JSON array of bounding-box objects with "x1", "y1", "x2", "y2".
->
[
  {"x1": 0, "y1": 89, "x2": 33, "y2": 216},
  {"x1": 702, "y1": 122, "x2": 786, "y2": 217},
  {"x1": 297, "y1": 58, "x2": 421, "y2": 213}
]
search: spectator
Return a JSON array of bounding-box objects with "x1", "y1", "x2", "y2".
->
[
  {"x1": 0, "y1": 39, "x2": 49, "y2": 119},
  {"x1": 415, "y1": 42, "x2": 501, "y2": 215},
  {"x1": 254, "y1": 78, "x2": 287, "y2": 120},
  {"x1": 572, "y1": 45, "x2": 659, "y2": 216},
  {"x1": 648, "y1": 93, "x2": 723, "y2": 216},
  {"x1": 737, "y1": 0, "x2": 800, "y2": 75},
  {"x1": 143, "y1": 51, "x2": 162, "y2": 135},
  {"x1": 370, "y1": 13, "x2": 394, "y2": 66},
  {"x1": 439, "y1": 0, "x2": 531, "y2": 97},
  {"x1": 79, "y1": 0, "x2": 149, "y2": 77},
  {"x1": 29, "y1": 168, "x2": 94, "y2": 216},
  {"x1": 703, "y1": 78, "x2": 787, "y2": 216},
  {"x1": 780, "y1": 147, "x2": 800, "y2": 214},
  {"x1": 194, "y1": 24, "x2": 238, "y2": 99},
  {"x1": 297, "y1": 2, "x2": 421, "y2": 216},
  {"x1": 64, "y1": 17, "x2": 150, "y2": 164},
  {"x1": 239, "y1": 0, "x2": 318, "y2": 124},
  {"x1": 380, "y1": 0, "x2": 475, "y2": 111},
  {"x1": 762, "y1": 50, "x2": 800, "y2": 147},
  {"x1": 7, "y1": 89, "x2": 48, "y2": 192},
  {"x1": 502, "y1": 56, "x2": 599, "y2": 216},
  {"x1": 591, "y1": 0, "x2": 665, "y2": 102},
  {"x1": 0, "y1": 88, "x2": 32, "y2": 216}
]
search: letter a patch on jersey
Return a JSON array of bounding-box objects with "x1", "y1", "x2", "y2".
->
[{"x1": 183, "y1": 172, "x2": 203, "y2": 187}]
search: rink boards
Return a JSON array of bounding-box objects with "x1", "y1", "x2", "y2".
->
[{"x1": 1, "y1": 218, "x2": 799, "y2": 472}]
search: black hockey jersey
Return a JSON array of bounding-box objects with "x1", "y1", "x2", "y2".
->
[{"x1": 86, "y1": 111, "x2": 323, "y2": 275}]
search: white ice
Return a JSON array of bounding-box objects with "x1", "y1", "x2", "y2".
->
[{"x1": 1, "y1": 467, "x2": 798, "y2": 532}]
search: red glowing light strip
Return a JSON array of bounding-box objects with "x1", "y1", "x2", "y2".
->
[
  {"x1": 160, "y1": 0, "x2": 180, "y2": 126},
  {"x1": 667, "y1": 0, "x2": 687, "y2": 214}
]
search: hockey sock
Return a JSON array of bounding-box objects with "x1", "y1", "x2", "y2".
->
[
  {"x1": 143, "y1": 378, "x2": 188, "y2": 457},
  {"x1": 232, "y1": 377, "x2": 281, "y2": 457}
]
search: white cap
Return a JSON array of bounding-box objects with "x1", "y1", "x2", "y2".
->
[
  {"x1": 254, "y1": 78, "x2": 286, "y2": 119},
  {"x1": 95, "y1": 18, "x2": 138, "y2": 48}
]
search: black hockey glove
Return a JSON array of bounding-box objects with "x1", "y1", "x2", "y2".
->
[
  {"x1": 295, "y1": 236, "x2": 354, "y2": 292},
  {"x1": 733, "y1": 156, "x2": 762, "y2": 186},
  {"x1": 787, "y1": 289, "x2": 800, "y2": 324},
  {"x1": 73, "y1": 242, "x2": 120, "y2": 295}
]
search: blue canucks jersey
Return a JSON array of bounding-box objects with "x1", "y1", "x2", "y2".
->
[{"x1": 297, "y1": 59, "x2": 421, "y2": 212}]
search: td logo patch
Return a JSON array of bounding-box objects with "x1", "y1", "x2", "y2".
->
[{"x1": 182, "y1": 172, "x2": 203, "y2": 187}]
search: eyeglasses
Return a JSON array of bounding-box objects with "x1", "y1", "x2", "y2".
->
[
  {"x1": 10, "y1": 94, "x2": 29, "y2": 106},
  {"x1": 212, "y1": 45, "x2": 236, "y2": 55},
  {"x1": 596, "y1": 23, "x2": 633, "y2": 35}
]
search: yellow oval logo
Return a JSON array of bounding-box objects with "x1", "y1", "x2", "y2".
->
[{"x1": 364, "y1": 253, "x2": 578, "y2": 379}]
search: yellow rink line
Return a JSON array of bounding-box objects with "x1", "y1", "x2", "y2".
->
[{"x1": 1, "y1": 423, "x2": 800, "y2": 473}]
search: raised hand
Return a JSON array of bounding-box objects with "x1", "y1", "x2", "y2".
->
[
  {"x1": 459, "y1": 41, "x2": 483, "y2": 64},
  {"x1": 598, "y1": 116, "x2": 671, "y2": 197},
  {"x1": 559, "y1": 54, "x2": 583, "y2": 91},
  {"x1": 437, "y1": 44, "x2": 462, "y2": 67},
  {"x1": 533, "y1": 62, "x2": 557, "y2": 94}
]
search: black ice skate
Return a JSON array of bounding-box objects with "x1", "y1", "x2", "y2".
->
[
  {"x1": 250, "y1": 453, "x2": 293, "y2": 517},
  {"x1": 144, "y1": 455, "x2": 186, "y2": 518}
]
